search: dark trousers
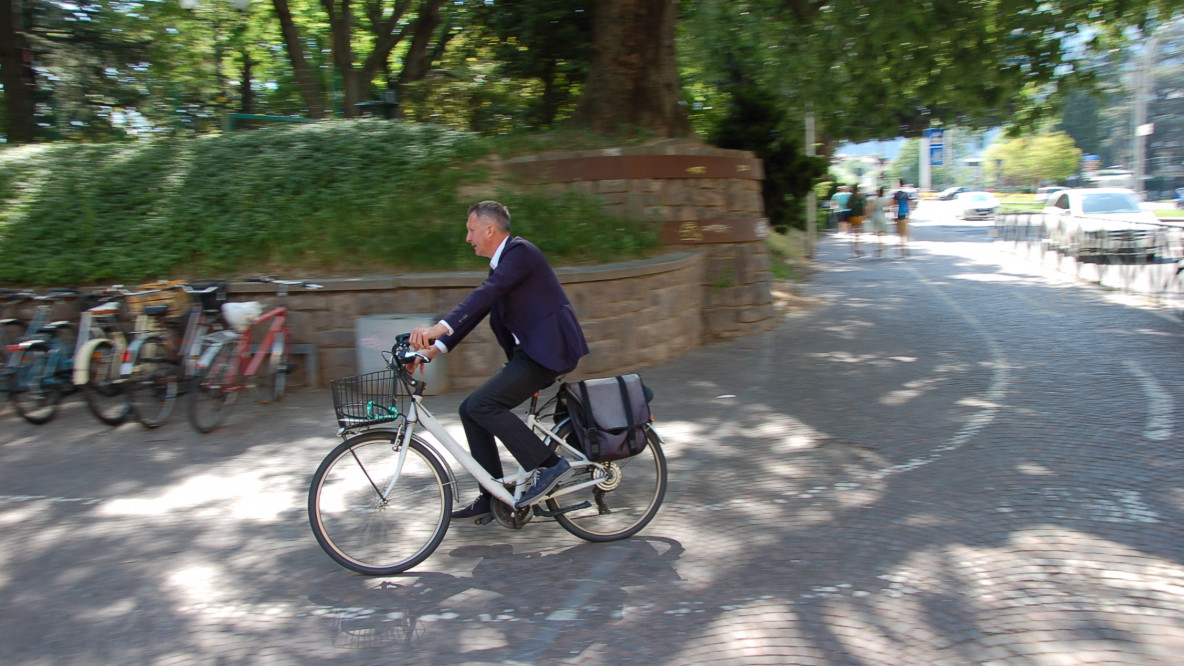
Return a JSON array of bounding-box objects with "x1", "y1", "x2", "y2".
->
[{"x1": 459, "y1": 347, "x2": 561, "y2": 484}]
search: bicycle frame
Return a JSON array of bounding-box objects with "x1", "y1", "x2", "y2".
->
[
  {"x1": 121, "y1": 304, "x2": 221, "y2": 380},
  {"x1": 4, "y1": 297, "x2": 76, "y2": 388},
  {"x1": 202, "y1": 305, "x2": 287, "y2": 390},
  {"x1": 370, "y1": 391, "x2": 604, "y2": 511}
]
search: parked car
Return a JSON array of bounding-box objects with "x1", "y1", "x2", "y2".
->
[
  {"x1": 938, "y1": 186, "x2": 969, "y2": 200},
  {"x1": 1041, "y1": 188, "x2": 1161, "y2": 260},
  {"x1": 1035, "y1": 186, "x2": 1069, "y2": 204},
  {"x1": 953, "y1": 191, "x2": 1000, "y2": 220}
]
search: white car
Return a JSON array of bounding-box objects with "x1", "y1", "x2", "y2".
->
[
  {"x1": 1041, "y1": 188, "x2": 1161, "y2": 260},
  {"x1": 953, "y1": 191, "x2": 999, "y2": 220},
  {"x1": 1034, "y1": 186, "x2": 1069, "y2": 204}
]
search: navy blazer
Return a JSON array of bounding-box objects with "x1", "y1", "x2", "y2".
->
[{"x1": 439, "y1": 237, "x2": 589, "y2": 373}]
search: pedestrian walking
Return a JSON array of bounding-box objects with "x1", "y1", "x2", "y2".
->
[
  {"x1": 892, "y1": 180, "x2": 911, "y2": 257},
  {"x1": 831, "y1": 185, "x2": 852, "y2": 234},
  {"x1": 847, "y1": 185, "x2": 866, "y2": 258},
  {"x1": 866, "y1": 186, "x2": 889, "y2": 257}
]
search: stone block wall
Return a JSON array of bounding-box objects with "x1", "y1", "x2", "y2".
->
[
  {"x1": 505, "y1": 139, "x2": 777, "y2": 340},
  {"x1": 11, "y1": 142, "x2": 779, "y2": 395},
  {"x1": 224, "y1": 251, "x2": 703, "y2": 391}
]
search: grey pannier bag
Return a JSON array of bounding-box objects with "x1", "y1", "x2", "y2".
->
[{"x1": 562, "y1": 374, "x2": 653, "y2": 462}]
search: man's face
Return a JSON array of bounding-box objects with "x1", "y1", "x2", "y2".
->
[{"x1": 465, "y1": 212, "x2": 499, "y2": 258}]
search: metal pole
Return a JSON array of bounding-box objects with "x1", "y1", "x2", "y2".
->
[
  {"x1": 805, "y1": 112, "x2": 817, "y2": 258},
  {"x1": 1133, "y1": 30, "x2": 1159, "y2": 200},
  {"x1": 920, "y1": 134, "x2": 931, "y2": 191}
]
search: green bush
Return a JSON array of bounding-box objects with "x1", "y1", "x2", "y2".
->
[
  {"x1": 0, "y1": 120, "x2": 660, "y2": 286},
  {"x1": 708, "y1": 85, "x2": 827, "y2": 232}
]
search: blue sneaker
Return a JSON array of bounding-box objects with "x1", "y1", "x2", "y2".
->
[
  {"x1": 515, "y1": 458, "x2": 573, "y2": 508},
  {"x1": 451, "y1": 494, "x2": 491, "y2": 519}
]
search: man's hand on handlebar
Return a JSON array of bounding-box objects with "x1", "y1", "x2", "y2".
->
[{"x1": 409, "y1": 323, "x2": 449, "y2": 351}]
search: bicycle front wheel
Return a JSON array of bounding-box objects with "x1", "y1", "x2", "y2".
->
[
  {"x1": 187, "y1": 342, "x2": 237, "y2": 433},
  {"x1": 82, "y1": 340, "x2": 128, "y2": 426},
  {"x1": 11, "y1": 344, "x2": 63, "y2": 425},
  {"x1": 549, "y1": 423, "x2": 667, "y2": 542},
  {"x1": 308, "y1": 430, "x2": 452, "y2": 576},
  {"x1": 126, "y1": 335, "x2": 179, "y2": 429}
]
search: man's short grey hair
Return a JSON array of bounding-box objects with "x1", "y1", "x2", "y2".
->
[{"x1": 468, "y1": 200, "x2": 511, "y2": 233}]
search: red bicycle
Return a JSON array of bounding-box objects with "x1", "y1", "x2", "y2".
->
[{"x1": 187, "y1": 277, "x2": 323, "y2": 433}]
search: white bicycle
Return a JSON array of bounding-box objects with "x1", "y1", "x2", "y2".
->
[{"x1": 308, "y1": 333, "x2": 668, "y2": 575}]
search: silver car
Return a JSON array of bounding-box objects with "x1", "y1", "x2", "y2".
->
[
  {"x1": 953, "y1": 191, "x2": 999, "y2": 220},
  {"x1": 1041, "y1": 188, "x2": 1161, "y2": 261}
]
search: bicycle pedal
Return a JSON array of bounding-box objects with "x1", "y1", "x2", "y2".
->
[
  {"x1": 532, "y1": 501, "x2": 591, "y2": 518},
  {"x1": 474, "y1": 514, "x2": 495, "y2": 526}
]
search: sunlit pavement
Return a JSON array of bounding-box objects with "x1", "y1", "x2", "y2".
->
[{"x1": 2, "y1": 201, "x2": 1183, "y2": 664}]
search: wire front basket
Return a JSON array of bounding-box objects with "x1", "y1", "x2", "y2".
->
[{"x1": 330, "y1": 369, "x2": 407, "y2": 430}]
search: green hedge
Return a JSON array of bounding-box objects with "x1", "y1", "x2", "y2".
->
[{"x1": 0, "y1": 120, "x2": 659, "y2": 287}]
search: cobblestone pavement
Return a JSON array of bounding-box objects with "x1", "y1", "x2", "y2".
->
[{"x1": 2, "y1": 201, "x2": 1183, "y2": 665}]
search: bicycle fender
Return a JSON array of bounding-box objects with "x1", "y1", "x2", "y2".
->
[
  {"x1": 73, "y1": 338, "x2": 100, "y2": 385},
  {"x1": 410, "y1": 433, "x2": 460, "y2": 506},
  {"x1": 9, "y1": 338, "x2": 46, "y2": 352},
  {"x1": 72, "y1": 337, "x2": 114, "y2": 386},
  {"x1": 119, "y1": 336, "x2": 150, "y2": 377},
  {"x1": 196, "y1": 341, "x2": 226, "y2": 372}
]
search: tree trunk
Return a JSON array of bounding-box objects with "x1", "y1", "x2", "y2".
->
[
  {"x1": 395, "y1": 0, "x2": 443, "y2": 85},
  {"x1": 272, "y1": 0, "x2": 326, "y2": 118},
  {"x1": 572, "y1": 0, "x2": 690, "y2": 138},
  {"x1": 240, "y1": 48, "x2": 254, "y2": 117},
  {"x1": 322, "y1": 0, "x2": 362, "y2": 117},
  {"x1": 0, "y1": 0, "x2": 36, "y2": 143}
]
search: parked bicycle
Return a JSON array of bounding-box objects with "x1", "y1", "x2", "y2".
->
[
  {"x1": 2, "y1": 289, "x2": 83, "y2": 424},
  {"x1": 118, "y1": 281, "x2": 229, "y2": 429},
  {"x1": 70, "y1": 286, "x2": 137, "y2": 425},
  {"x1": 1, "y1": 289, "x2": 37, "y2": 367},
  {"x1": 307, "y1": 333, "x2": 668, "y2": 575},
  {"x1": 187, "y1": 276, "x2": 323, "y2": 433}
]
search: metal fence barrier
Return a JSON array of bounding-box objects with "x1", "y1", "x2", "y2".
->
[{"x1": 993, "y1": 209, "x2": 1184, "y2": 317}]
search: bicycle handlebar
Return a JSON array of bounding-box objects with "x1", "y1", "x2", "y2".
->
[
  {"x1": 243, "y1": 275, "x2": 324, "y2": 290},
  {"x1": 390, "y1": 333, "x2": 431, "y2": 368}
]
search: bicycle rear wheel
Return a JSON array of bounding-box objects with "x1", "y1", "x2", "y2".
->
[
  {"x1": 548, "y1": 423, "x2": 667, "y2": 542},
  {"x1": 11, "y1": 344, "x2": 63, "y2": 425},
  {"x1": 125, "y1": 335, "x2": 180, "y2": 429},
  {"x1": 82, "y1": 340, "x2": 128, "y2": 426},
  {"x1": 308, "y1": 430, "x2": 452, "y2": 575},
  {"x1": 187, "y1": 342, "x2": 237, "y2": 433}
]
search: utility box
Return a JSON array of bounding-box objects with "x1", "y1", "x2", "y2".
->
[{"x1": 355, "y1": 314, "x2": 448, "y2": 395}]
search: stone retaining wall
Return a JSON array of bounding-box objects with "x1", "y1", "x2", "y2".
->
[
  {"x1": 7, "y1": 143, "x2": 779, "y2": 395},
  {"x1": 504, "y1": 140, "x2": 777, "y2": 340},
  {"x1": 225, "y1": 251, "x2": 703, "y2": 391}
]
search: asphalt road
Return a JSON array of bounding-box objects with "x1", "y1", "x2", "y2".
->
[{"x1": 2, "y1": 201, "x2": 1183, "y2": 665}]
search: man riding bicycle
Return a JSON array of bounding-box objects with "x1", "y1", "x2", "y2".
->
[{"x1": 408, "y1": 200, "x2": 589, "y2": 519}]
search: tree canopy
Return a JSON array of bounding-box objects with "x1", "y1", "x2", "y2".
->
[
  {"x1": 985, "y1": 131, "x2": 1083, "y2": 189},
  {"x1": 2, "y1": 0, "x2": 1180, "y2": 146},
  {"x1": 682, "y1": 0, "x2": 1180, "y2": 151}
]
